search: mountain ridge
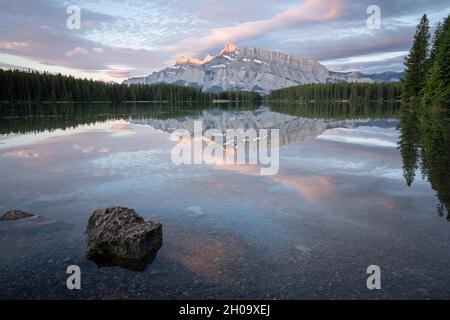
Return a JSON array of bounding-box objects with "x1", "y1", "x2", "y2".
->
[{"x1": 124, "y1": 44, "x2": 404, "y2": 94}]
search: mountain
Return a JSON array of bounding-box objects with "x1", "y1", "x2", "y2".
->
[
  {"x1": 124, "y1": 44, "x2": 404, "y2": 94},
  {"x1": 328, "y1": 70, "x2": 405, "y2": 83}
]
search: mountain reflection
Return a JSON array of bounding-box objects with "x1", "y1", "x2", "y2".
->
[
  {"x1": 398, "y1": 102, "x2": 450, "y2": 221},
  {"x1": 0, "y1": 102, "x2": 400, "y2": 135}
]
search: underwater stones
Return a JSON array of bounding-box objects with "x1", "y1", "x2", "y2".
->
[{"x1": 0, "y1": 210, "x2": 36, "y2": 221}]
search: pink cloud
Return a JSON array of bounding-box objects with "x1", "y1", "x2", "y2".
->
[
  {"x1": 65, "y1": 46, "x2": 89, "y2": 57},
  {"x1": 168, "y1": 0, "x2": 345, "y2": 56},
  {"x1": 2, "y1": 150, "x2": 38, "y2": 158},
  {"x1": 0, "y1": 41, "x2": 29, "y2": 50},
  {"x1": 107, "y1": 69, "x2": 130, "y2": 78}
]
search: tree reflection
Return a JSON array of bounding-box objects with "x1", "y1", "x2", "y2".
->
[
  {"x1": 0, "y1": 102, "x2": 258, "y2": 135},
  {"x1": 399, "y1": 102, "x2": 450, "y2": 221},
  {"x1": 267, "y1": 101, "x2": 399, "y2": 120}
]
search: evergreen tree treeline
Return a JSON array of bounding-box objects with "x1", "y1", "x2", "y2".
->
[
  {"x1": 0, "y1": 69, "x2": 262, "y2": 103},
  {"x1": 0, "y1": 69, "x2": 211, "y2": 102},
  {"x1": 213, "y1": 90, "x2": 262, "y2": 102},
  {"x1": 265, "y1": 82, "x2": 402, "y2": 103}
]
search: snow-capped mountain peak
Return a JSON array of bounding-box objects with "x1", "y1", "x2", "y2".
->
[{"x1": 125, "y1": 44, "x2": 404, "y2": 94}]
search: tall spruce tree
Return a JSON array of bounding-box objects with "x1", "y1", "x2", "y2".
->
[{"x1": 402, "y1": 14, "x2": 430, "y2": 106}]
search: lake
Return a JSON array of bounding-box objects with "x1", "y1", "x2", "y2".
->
[{"x1": 0, "y1": 102, "x2": 449, "y2": 299}]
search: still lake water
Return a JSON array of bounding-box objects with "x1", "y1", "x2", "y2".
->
[{"x1": 0, "y1": 103, "x2": 449, "y2": 299}]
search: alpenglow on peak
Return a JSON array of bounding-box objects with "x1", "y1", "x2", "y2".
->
[
  {"x1": 176, "y1": 55, "x2": 213, "y2": 65},
  {"x1": 175, "y1": 44, "x2": 238, "y2": 66},
  {"x1": 220, "y1": 43, "x2": 238, "y2": 55}
]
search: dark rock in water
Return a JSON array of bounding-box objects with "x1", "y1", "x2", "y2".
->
[
  {"x1": 85, "y1": 207, "x2": 163, "y2": 271},
  {"x1": 0, "y1": 210, "x2": 35, "y2": 221}
]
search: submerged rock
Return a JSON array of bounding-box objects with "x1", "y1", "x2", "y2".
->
[
  {"x1": 85, "y1": 207, "x2": 163, "y2": 271},
  {"x1": 295, "y1": 244, "x2": 312, "y2": 254},
  {"x1": 0, "y1": 210, "x2": 35, "y2": 221},
  {"x1": 185, "y1": 206, "x2": 206, "y2": 218}
]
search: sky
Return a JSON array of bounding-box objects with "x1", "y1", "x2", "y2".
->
[{"x1": 0, "y1": 0, "x2": 449, "y2": 82}]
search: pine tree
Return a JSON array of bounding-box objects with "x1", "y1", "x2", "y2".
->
[{"x1": 402, "y1": 14, "x2": 430, "y2": 107}]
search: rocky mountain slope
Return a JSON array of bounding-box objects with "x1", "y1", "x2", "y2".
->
[{"x1": 124, "y1": 44, "x2": 404, "y2": 94}]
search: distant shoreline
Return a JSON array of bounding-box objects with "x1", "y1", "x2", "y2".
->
[
  {"x1": 0, "y1": 99, "x2": 401, "y2": 105},
  {"x1": 0, "y1": 100, "x2": 213, "y2": 104}
]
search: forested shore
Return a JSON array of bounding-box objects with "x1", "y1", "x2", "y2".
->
[
  {"x1": 265, "y1": 82, "x2": 402, "y2": 103},
  {"x1": 1, "y1": 68, "x2": 403, "y2": 105},
  {"x1": 0, "y1": 69, "x2": 262, "y2": 103}
]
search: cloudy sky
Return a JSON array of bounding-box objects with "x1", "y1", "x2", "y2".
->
[{"x1": 0, "y1": 0, "x2": 449, "y2": 82}]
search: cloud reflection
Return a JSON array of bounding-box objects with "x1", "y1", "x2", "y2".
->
[{"x1": 2, "y1": 150, "x2": 38, "y2": 158}]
